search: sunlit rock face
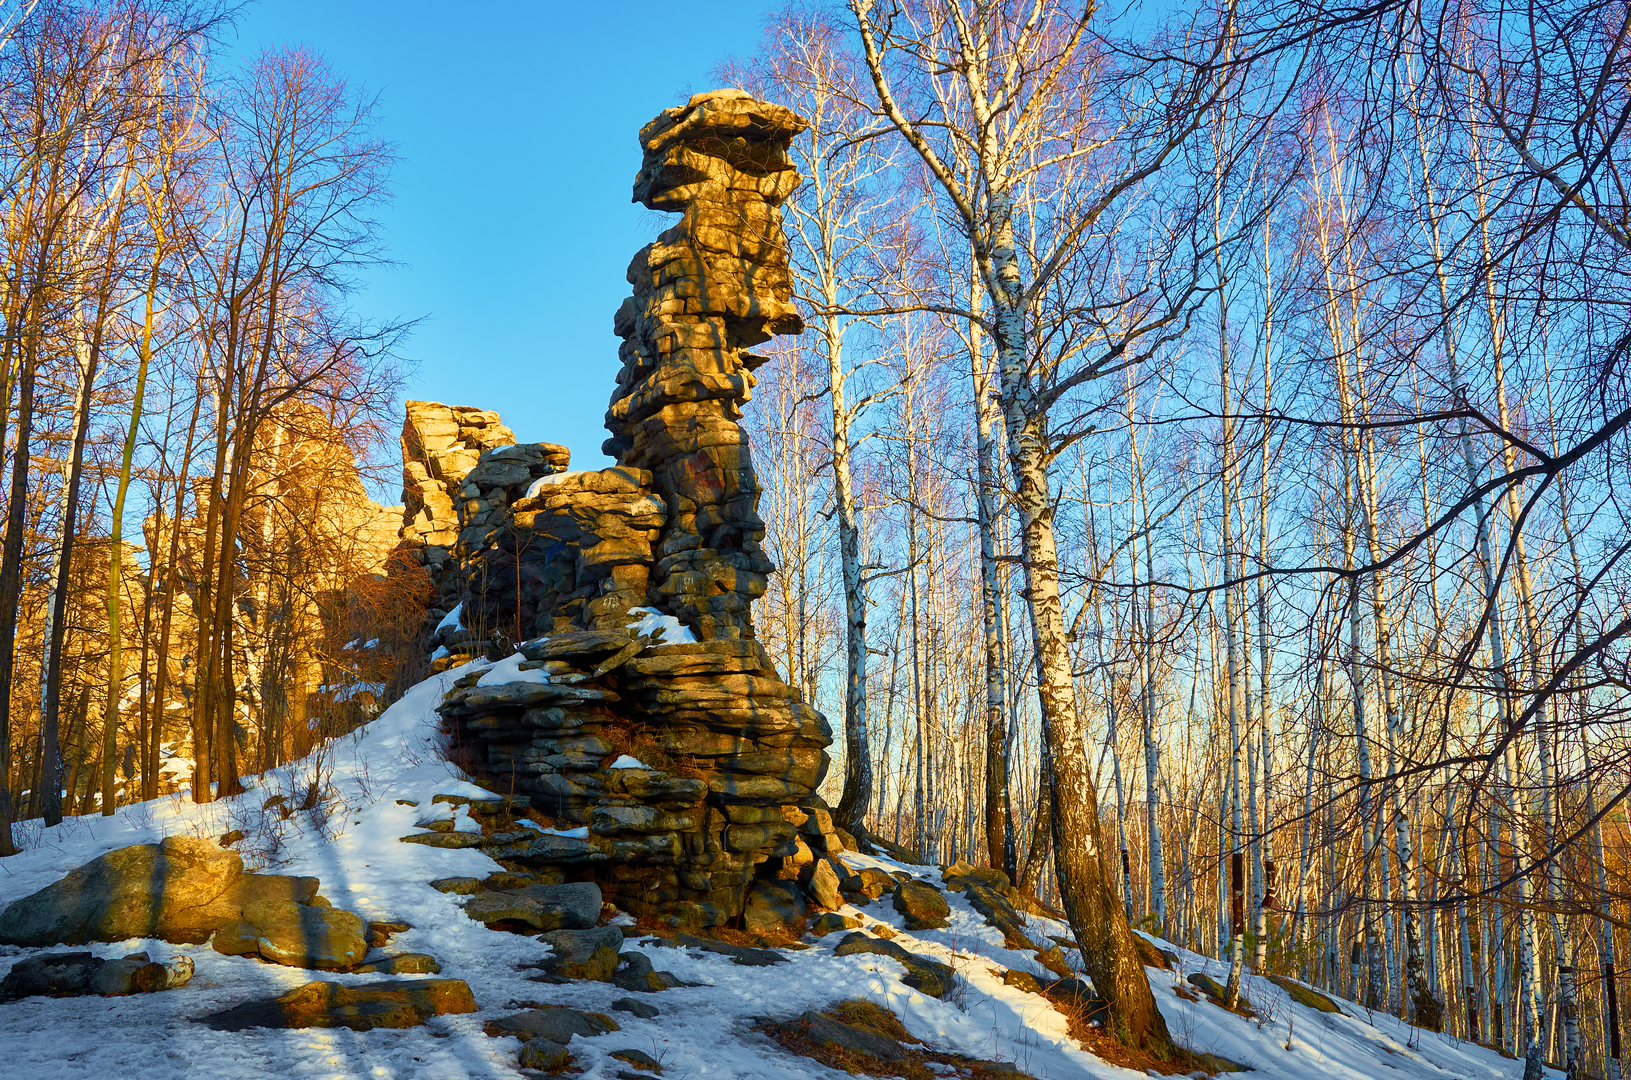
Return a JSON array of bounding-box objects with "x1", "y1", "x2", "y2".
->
[
  {"x1": 418, "y1": 92, "x2": 842, "y2": 927},
  {"x1": 603, "y1": 87, "x2": 807, "y2": 644}
]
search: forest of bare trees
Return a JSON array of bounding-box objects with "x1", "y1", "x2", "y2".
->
[
  {"x1": 0, "y1": 0, "x2": 418, "y2": 855},
  {"x1": 10, "y1": 0, "x2": 1631, "y2": 1076},
  {"x1": 726, "y1": 0, "x2": 1631, "y2": 1076}
]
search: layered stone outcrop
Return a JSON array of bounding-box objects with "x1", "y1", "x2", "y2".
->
[
  {"x1": 602, "y1": 87, "x2": 805, "y2": 642},
  {"x1": 431, "y1": 90, "x2": 842, "y2": 927},
  {"x1": 437, "y1": 623, "x2": 833, "y2": 924}
]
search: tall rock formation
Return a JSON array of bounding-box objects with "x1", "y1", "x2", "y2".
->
[
  {"x1": 432, "y1": 91, "x2": 841, "y2": 928},
  {"x1": 602, "y1": 88, "x2": 806, "y2": 641}
]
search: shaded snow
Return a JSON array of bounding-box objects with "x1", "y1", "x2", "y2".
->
[
  {"x1": 0, "y1": 664, "x2": 1556, "y2": 1080},
  {"x1": 436, "y1": 603, "x2": 464, "y2": 634}
]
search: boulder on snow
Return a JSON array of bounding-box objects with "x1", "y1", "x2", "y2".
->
[
  {"x1": 612, "y1": 996, "x2": 660, "y2": 1018},
  {"x1": 610, "y1": 950, "x2": 681, "y2": 992},
  {"x1": 489, "y1": 1005, "x2": 620, "y2": 1043},
  {"x1": 832, "y1": 932, "x2": 955, "y2": 998},
  {"x1": 609, "y1": 1047, "x2": 662, "y2": 1073},
  {"x1": 461, "y1": 881, "x2": 601, "y2": 931},
  {"x1": 800, "y1": 858, "x2": 843, "y2": 912},
  {"x1": 0, "y1": 951, "x2": 194, "y2": 1000},
  {"x1": 202, "y1": 978, "x2": 478, "y2": 1031},
  {"x1": 1267, "y1": 974, "x2": 1341, "y2": 1013},
  {"x1": 539, "y1": 925, "x2": 623, "y2": 980},
  {"x1": 0, "y1": 837, "x2": 242, "y2": 946},
  {"x1": 742, "y1": 881, "x2": 806, "y2": 934},
  {"x1": 0, "y1": 837, "x2": 332, "y2": 951},
  {"x1": 1002, "y1": 968, "x2": 1044, "y2": 994},
  {"x1": 837, "y1": 866, "x2": 895, "y2": 902},
  {"x1": 0, "y1": 952, "x2": 104, "y2": 999},
  {"x1": 810, "y1": 912, "x2": 861, "y2": 937},
  {"x1": 793, "y1": 1008, "x2": 908, "y2": 1063},
  {"x1": 652, "y1": 932, "x2": 786, "y2": 967},
  {"x1": 211, "y1": 899, "x2": 368, "y2": 970}
]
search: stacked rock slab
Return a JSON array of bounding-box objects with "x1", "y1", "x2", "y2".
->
[
  {"x1": 437, "y1": 91, "x2": 844, "y2": 927},
  {"x1": 437, "y1": 624, "x2": 835, "y2": 925},
  {"x1": 601, "y1": 88, "x2": 806, "y2": 643},
  {"x1": 496, "y1": 468, "x2": 666, "y2": 635}
]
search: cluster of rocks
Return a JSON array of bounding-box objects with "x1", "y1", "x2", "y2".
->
[
  {"x1": 759, "y1": 999, "x2": 1038, "y2": 1080},
  {"x1": 434, "y1": 625, "x2": 846, "y2": 925},
  {"x1": 480, "y1": 467, "x2": 668, "y2": 636},
  {"x1": 0, "y1": 950, "x2": 193, "y2": 1001},
  {"x1": 400, "y1": 402, "x2": 518, "y2": 593},
  {"x1": 0, "y1": 836, "x2": 467, "y2": 1030}
]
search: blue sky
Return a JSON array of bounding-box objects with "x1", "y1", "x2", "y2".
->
[{"x1": 232, "y1": 1, "x2": 785, "y2": 475}]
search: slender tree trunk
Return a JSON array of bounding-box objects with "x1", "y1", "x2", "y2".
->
[
  {"x1": 0, "y1": 345, "x2": 37, "y2": 851},
  {"x1": 827, "y1": 302, "x2": 871, "y2": 832},
  {"x1": 40, "y1": 320, "x2": 103, "y2": 825}
]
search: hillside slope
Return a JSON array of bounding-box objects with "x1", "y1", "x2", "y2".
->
[{"x1": 0, "y1": 662, "x2": 1555, "y2": 1080}]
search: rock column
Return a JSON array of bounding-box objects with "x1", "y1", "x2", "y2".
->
[
  {"x1": 603, "y1": 89, "x2": 808, "y2": 641},
  {"x1": 399, "y1": 402, "x2": 522, "y2": 620}
]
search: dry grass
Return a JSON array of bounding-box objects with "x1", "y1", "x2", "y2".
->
[
  {"x1": 756, "y1": 1001, "x2": 1039, "y2": 1080},
  {"x1": 593, "y1": 720, "x2": 706, "y2": 781}
]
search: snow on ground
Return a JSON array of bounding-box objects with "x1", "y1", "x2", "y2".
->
[{"x1": 0, "y1": 664, "x2": 1557, "y2": 1079}]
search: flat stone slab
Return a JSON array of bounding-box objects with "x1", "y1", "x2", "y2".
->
[
  {"x1": 202, "y1": 978, "x2": 478, "y2": 1031},
  {"x1": 461, "y1": 881, "x2": 601, "y2": 931},
  {"x1": 400, "y1": 831, "x2": 485, "y2": 849},
  {"x1": 651, "y1": 933, "x2": 787, "y2": 967},
  {"x1": 489, "y1": 1005, "x2": 619, "y2": 1042},
  {"x1": 353, "y1": 953, "x2": 441, "y2": 975},
  {"x1": 832, "y1": 932, "x2": 954, "y2": 998},
  {"x1": 212, "y1": 899, "x2": 368, "y2": 970},
  {"x1": 483, "y1": 833, "x2": 601, "y2": 862}
]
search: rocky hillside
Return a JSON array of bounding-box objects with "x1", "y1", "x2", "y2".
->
[{"x1": 0, "y1": 654, "x2": 1555, "y2": 1080}]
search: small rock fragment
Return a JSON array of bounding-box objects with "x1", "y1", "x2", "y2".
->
[
  {"x1": 610, "y1": 1047, "x2": 662, "y2": 1073},
  {"x1": 539, "y1": 925, "x2": 623, "y2": 981},
  {"x1": 809, "y1": 912, "x2": 861, "y2": 938},
  {"x1": 612, "y1": 996, "x2": 660, "y2": 1018},
  {"x1": 1001, "y1": 968, "x2": 1043, "y2": 994}
]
